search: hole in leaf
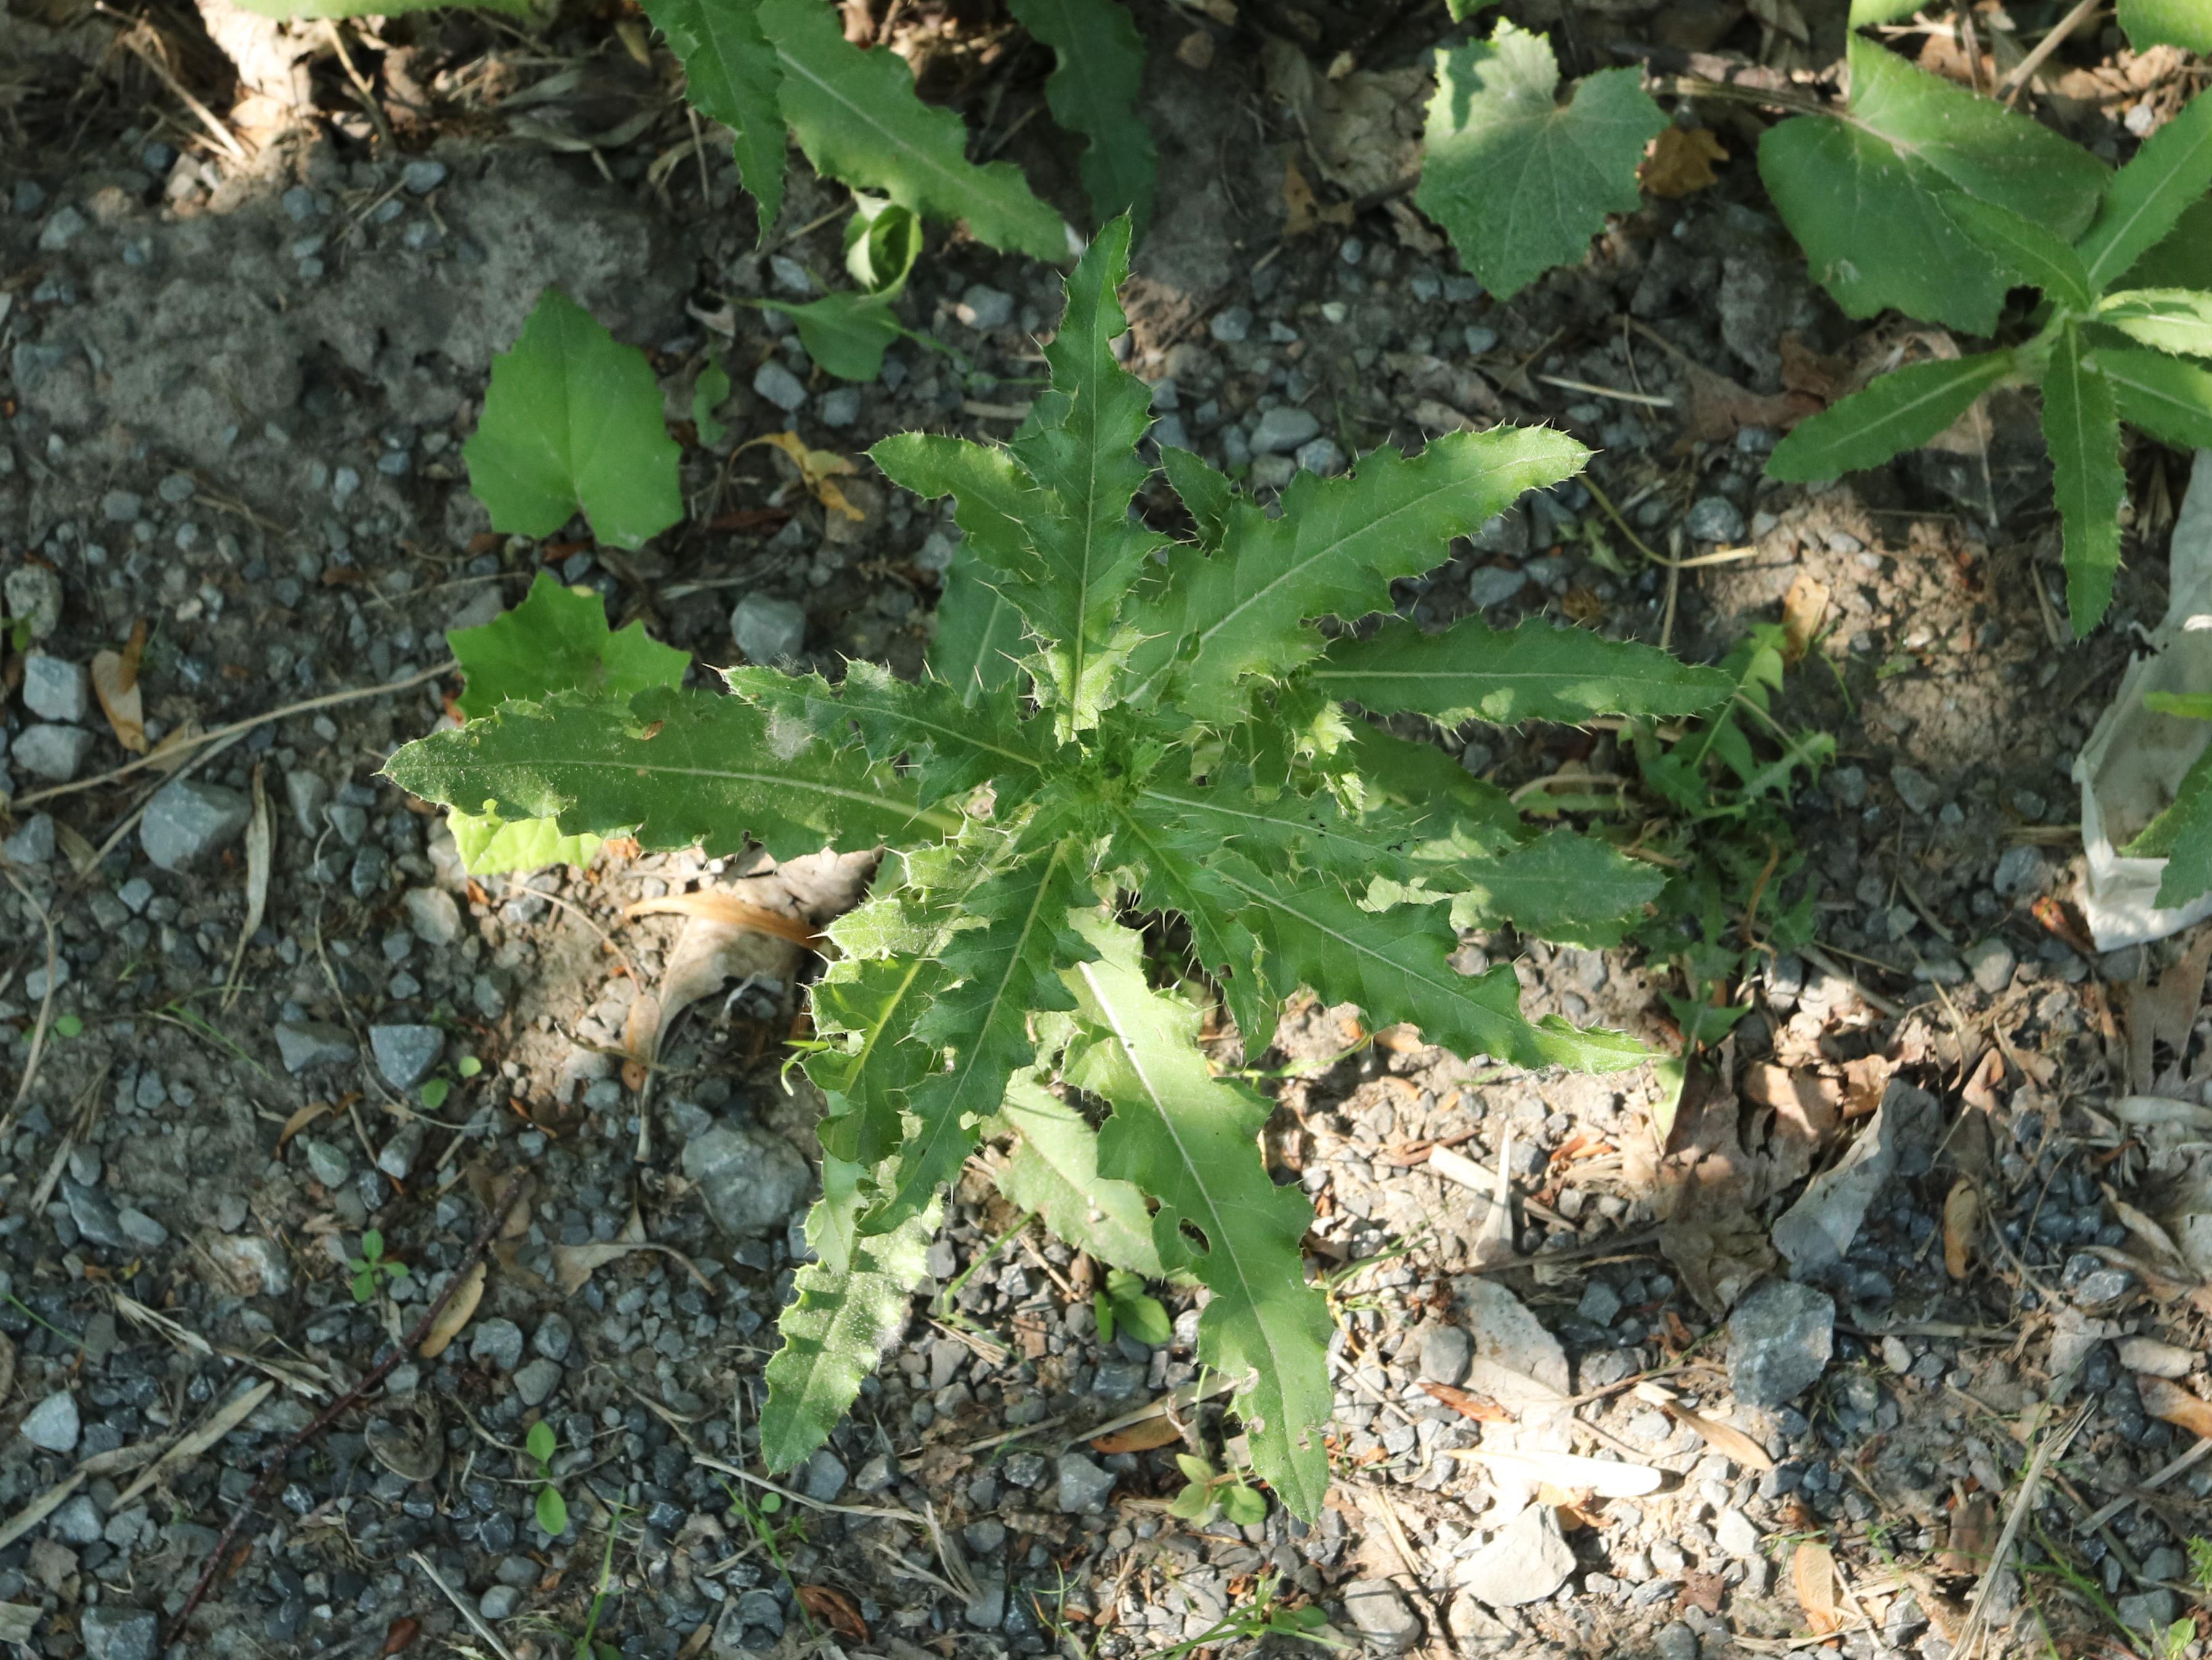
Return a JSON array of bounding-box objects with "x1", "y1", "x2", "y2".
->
[{"x1": 1178, "y1": 1219, "x2": 1211, "y2": 1255}]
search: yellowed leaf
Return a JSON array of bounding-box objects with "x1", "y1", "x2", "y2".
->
[
  {"x1": 1944, "y1": 1179, "x2": 1981, "y2": 1279},
  {"x1": 1283, "y1": 152, "x2": 1353, "y2": 238},
  {"x1": 1792, "y1": 1539, "x2": 1841, "y2": 1635},
  {"x1": 90, "y1": 649, "x2": 146, "y2": 754},
  {"x1": 625, "y1": 891, "x2": 819, "y2": 948},
  {"x1": 1641, "y1": 126, "x2": 1729, "y2": 197},
  {"x1": 1090, "y1": 1416, "x2": 1184, "y2": 1454},
  {"x1": 1780, "y1": 571, "x2": 1830, "y2": 666},
  {"x1": 417, "y1": 1261, "x2": 485, "y2": 1358},
  {"x1": 740, "y1": 431, "x2": 864, "y2": 522}
]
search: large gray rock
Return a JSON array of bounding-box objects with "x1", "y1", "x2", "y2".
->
[
  {"x1": 20, "y1": 1392, "x2": 80, "y2": 1453},
  {"x1": 1458, "y1": 1504, "x2": 1576, "y2": 1608},
  {"x1": 13, "y1": 723, "x2": 92, "y2": 782},
  {"x1": 1250, "y1": 405, "x2": 1321, "y2": 454},
  {"x1": 140, "y1": 779, "x2": 251, "y2": 869},
  {"x1": 403, "y1": 887, "x2": 463, "y2": 946},
  {"x1": 682, "y1": 1124, "x2": 810, "y2": 1237},
  {"x1": 275, "y1": 1020, "x2": 357, "y2": 1073},
  {"x1": 1419, "y1": 1324, "x2": 1472, "y2": 1387},
  {"x1": 80, "y1": 1605, "x2": 158, "y2": 1660},
  {"x1": 731, "y1": 593, "x2": 807, "y2": 665},
  {"x1": 1054, "y1": 1452, "x2": 1116, "y2": 1513},
  {"x1": 1728, "y1": 1279, "x2": 1835, "y2": 1408},
  {"x1": 1341, "y1": 1579, "x2": 1423, "y2": 1651},
  {"x1": 369, "y1": 1023, "x2": 444, "y2": 1090},
  {"x1": 22, "y1": 654, "x2": 88, "y2": 723}
]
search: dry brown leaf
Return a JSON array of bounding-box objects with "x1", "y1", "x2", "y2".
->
[
  {"x1": 625, "y1": 891, "x2": 818, "y2": 948},
  {"x1": 1677, "y1": 1568, "x2": 1727, "y2": 1614},
  {"x1": 1677, "y1": 360, "x2": 1818, "y2": 449},
  {"x1": 418, "y1": 1261, "x2": 485, "y2": 1359},
  {"x1": 381, "y1": 1616, "x2": 422, "y2": 1655},
  {"x1": 222, "y1": 765, "x2": 273, "y2": 1012},
  {"x1": 276, "y1": 1101, "x2": 330, "y2": 1153},
  {"x1": 1090, "y1": 1416, "x2": 1184, "y2": 1454},
  {"x1": 2139, "y1": 1374, "x2": 2212, "y2": 1440},
  {"x1": 1283, "y1": 153, "x2": 1352, "y2": 236},
  {"x1": 1666, "y1": 1402, "x2": 1775, "y2": 1472},
  {"x1": 550, "y1": 1202, "x2": 714, "y2": 1295},
  {"x1": 1937, "y1": 1488, "x2": 1996, "y2": 1576},
  {"x1": 1641, "y1": 126, "x2": 1729, "y2": 196},
  {"x1": 796, "y1": 1585, "x2": 868, "y2": 1642},
  {"x1": 1780, "y1": 571, "x2": 1830, "y2": 665},
  {"x1": 2102, "y1": 1182, "x2": 2186, "y2": 1267},
  {"x1": 1943, "y1": 1179, "x2": 1981, "y2": 1279},
  {"x1": 1779, "y1": 331, "x2": 1847, "y2": 402},
  {"x1": 1792, "y1": 1539, "x2": 1841, "y2": 1635},
  {"x1": 1421, "y1": 1382, "x2": 1515, "y2": 1424},
  {"x1": 739, "y1": 432, "x2": 865, "y2": 524},
  {"x1": 91, "y1": 648, "x2": 147, "y2": 754}
]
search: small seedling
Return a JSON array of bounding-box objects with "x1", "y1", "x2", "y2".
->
[
  {"x1": 569, "y1": 1499, "x2": 628, "y2": 1660},
  {"x1": 1168, "y1": 1453, "x2": 1268, "y2": 1528},
  {"x1": 347, "y1": 1230, "x2": 408, "y2": 1305},
  {"x1": 527, "y1": 1419, "x2": 569, "y2": 1536},
  {"x1": 1157, "y1": 1569, "x2": 1339, "y2": 1658},
  {"x1": 1094, "y1": 1268, "x2": 1172, "y2": 1347}
]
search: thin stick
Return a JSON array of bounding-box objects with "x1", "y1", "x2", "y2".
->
[
  {"x1": 1538, "y1": 374, "x2": 1674, "y2": 409},
  {"x1": 1998, "y1": 0, "x2": 2101, "y2": 99},
  {"x1": 14, "y1": 660, "x2": 454, "y2": 810},
  {"x1": 168, "y1": 1172, "x2": 528, "y2": 1638},
  {"x1": 0, "y1": 863, "x2": 61, "y2": 1135},
  {"x1": 407, "y1": 1552, "x2": 520, "y2": 1660},
  {"x1": 115, "y1": 30, "x2": 251, "y2": 164},
  {"x1": 1953, "y1": 1404, "x2": 2090, "y2": 1660}
]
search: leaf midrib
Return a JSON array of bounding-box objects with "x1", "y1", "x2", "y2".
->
[{"x1": 445, "y1": 751, "x2": 962, "y2": 835}]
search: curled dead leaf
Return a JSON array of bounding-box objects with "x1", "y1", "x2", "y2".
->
[
  {"x1": 550, "y1": 1202, "x2": 714, "y2": 1296},
  {"x1": 1420, "y1": 1382, "x2": 1513, "y2": 1424},
  {"x1": 796, "y1": 1585, "x2": 868, "y2": 1642},
  {"x1": 276, "y1": 1101, "x2": 330, "y2": 1153},
  {"x1": 1282, "y1": 152, "x2": 1351, "y2": 237},
  {"x1": 625, "y1": 890, "x2": 819, "y2": 948},
  {"x1": 91, "y1": 647, "x2": 147, "y2": 754},
  {"x1": 739, "y1": 432, "x2": 865, "y2": 523},
  {"x1": 1943, "y1": 1180, "x2": 1981, "y2": 1279},
  {"x1": 381, "y1": 1616, "x2": 422, "y2": 1655},
  {"x1": 2139, "y1": 1374, "x2": 2212, "y2": 1440},
  {"x1": 1090, "y1": 1416, "x2": 1184, "y2": 1454},
  {"x1": 1791, "y1": 1539, "x2": 1841, "y2": 1635},
  {"x1": 1641, "y1": 126, "x2": 1729, "y2": 197},
  {"x1": 1664, "y1": 1401, "x2": 1775, "y2": 1473},
  {"x1": 417, "y1": 1261, "x2": 485, "y2": 1359},
  {"x1": 1780, "y1": 571, "x2": 1830, "y2": 666}
]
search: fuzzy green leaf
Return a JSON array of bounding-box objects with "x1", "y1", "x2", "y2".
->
[
  {"x1": 1142, "y1": 427, "x2": 1589, "y2": 721},
  {"x1": 1060, "y1": 916, "x2": 1334, "y2": 1520},
  {"x1": 1415, "y1": 22, "x2": 1665, "y2": 301},
  {"x1": 1394, "y1": 825, "x2": 1666, "y2": 946},
  {"x1": 995, "y1": 1074, "x2": 1163, "y2": 1275},
  {"x1": 928, "y1": 551, "x2": 1024, "y2": 706},
  {"x1": 809, "y1": 955, "x2": 941, "y2": 1168},
  {"x1": 1309, "y1": 617, "x2": 1733, "y2": 727},
  {"x1": 451, "y1": 571, "x2": 688, "y2": 720},
  {"x1": 1105, "y1": 797, "x2": 1276, "y2": 1051},
  {"x1": 2096, "y1": 345, "x2": 2212, "y2": 449},
  {"x1": 640, "y1": 0, "x2": 786, "y2": 241},
  {"x1": 2125, "y1": 196, "x2": 2212, "y2": 291},
  {"x1": 445, "y1": 810, "x2": 601, "y2": 876},
  {"x1": 2081, "y1": 88, "x2": 2212, "y2": 294},
  {"x1": 863, "y1": 838, "x2": 1096, "y2": 1233},
  {"x1": 1008, "y1": 0, "x2": 1155, "y2": 230},
  {"x1": 1767, "y1": 350, "x2": 2015, "y2": 481},
  {"x1": 463, "y1": 287, "x2": 682, "y2": 550},
  {"x1": 762, "y1": 1189, "x2": 937, "y2": 1472},
  {"x1": 758, "y1": 0, "x2": 1070, "y2": 260},
  {"x1": 2099, "y1": 289, "x2": 2212, "y2": 360},
  {"x1": 1337, "y1": 725, "x2": 1524, "y2": 848},
  {"x1": 1758, "y1": 37, "x2": 2107, "y2": 333},
  {"x1": 383, "y1": 685, "x2": 953, "y2": 861},
  {"x1": 1940, "y1": 195, "x2": 2094, "y2": 308},
  {"x1": 727, "y1": 660, "x2": 1058, "y2": 808},
  {"x1": 2044, "y1": 323, "x2": 2126, "y2": 636},
  {"x1": 758, "y1": 292, "x2": 906, "y2": 381},
  {"x1": 1211, "y1": 853, "x2": 1645, "y2": 1072},
  {"x1": 2121, "y1": 0, "x2": 2212, "y2": 52}
]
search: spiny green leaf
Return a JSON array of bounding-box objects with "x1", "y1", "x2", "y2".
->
[
  {"x1": 928, "y1": 550, "x2": 1024, "y2": 706},
  {"x1": 1415, "y1": 22, "x2": 1666, "y2": 300},
  {"x1": 1141, "y1": 427, "x2": 1589, "y2": 721},
  {"x1": 875, "y1": 435, "x2": 1043, "y2": 598},
  {"x1": 994, "y1": 1074, "x2": 1163, "y2": 1275},
  {"x1": 445, "y1": 809, "x2": 601, "y2": 876},
  {"x1": 1308, "y1": 616, "x2": 1733, "y2": 727},
  {"x1": 2121, "y1": 746, "x2": 2212, "y2": 908},
  {"x1": 2044, "y1": 323, "x2": 2126, "y2": 637},
  {"x1": 640, "y1": 0, "x2": 786, "y2": 242},
  {"x1": 2125, "y1": 195, "x2": 2212, "y2": 291},
  {"x1": 761, "y1": 1189, "x2": 937, "y2": 1472},
  {"x1": 759, "y1": 0, "x2": 1070, "y2": 261},
  {"x1": 809, "y1": 956, "x2": 941, "y2": 1168},
  {"x1": 1757, "y1": 37, "x2": 2107, "y2": 334},
  {"x1": 2121, "y1": 0, "x2": 2212, "y2": 52},
  {"x1": 1160, "y1": 446, "x2": 1236, "y2": 551},
  {"x1": 1008, "y1": 0, "x2": 1156, "y2": 231},
  {"x1": 1391, "y1": 825, "x2": 1666, "y2": 946},
  {"x1": 462, "y1": 287, "x2": 682, "y2": 550},
  {"x1": 451, "y1": 570, "x2": 688, "y2": 720},
  {"x1": 1940, "y1": 195, "x2": 2093, "y2": 308},
  {"x1": 2099, "y1": 289, "x2": 2212, "y2": 360},
  {"x1": 2096, "y1": 345, "x2": 2212, "y2": 449},
  {"x1": 384, "y1": 685, "x2": 953, "y2": 862},
  {"x1": 1060, "y1": 915, "x2": 1334, "y2": 1520},
  {"x1": 727, "y1": 659, "x2": 1058, "y2": 808},
  {"x1": 863, "y1": 838, "x2": 1097, "y2": 1234},
  {"x1": 1767, "y1": 350, "x2": 2015, "y2": 481},
  {"x1": 1209, "y1": 853, "x2": 1645, "y2": 1073},
  {"x1": 1336, "y1": 725, "x2": 1524, "y2": 848},
  {"x1": 757, "y1": 292, "x2": 906, "y2": 381},
  {"x1": 2081, "y1": 87, "x2": 2212, "y2": 294},
  {"x1": 1105, "y1": 797, "x2": 1275, "y2": 1052}
]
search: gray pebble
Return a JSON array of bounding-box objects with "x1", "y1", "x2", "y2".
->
[
  {"x1": 1715, "y1": 1508, "x2": 1761, "y2": 1558},
  {"x1": 684, "y1": 1124, "x2": 811, "y2": 1237},
  {"x1": 140, "y1": 779, "x2": 251, "y2": 869},
  {"x1": 731, "y1": 592, "x2": 807, "y2": 665},
  {"x1": 478, "y1": 1584, "x2": 520, "y2": 1621},
  {"x1": 533, "y1": 1315, "x2": 573, "y2": 1362},
  {"x1": 801, "y1": 1449, "x2": 848, "y2": 1501},
  {"x1": 1055, "y1": 1452, "x2": 1116, "y2": 1513},
  {"x1": 369, "y1": 1023, "x2": 445, "y2": 1090},
  {"x1": 20, "y1": 1392, "x2": 80, "y2": 1452},
  {"x1": 1966, "y1": 938, "x2": 2016, "y2": 994},
  {"x1": 80, "y1": 1605, "x2": 159, "y2": 1660},
  {"x1": 1250, "y1": 405, "x2": 1320, "y2": 454},
  {"x1": 403, "y1": 887, "x2": 463, "y2": 946},
  {"x1": 1209, "y1": 306, "x2": 1252, "y2": 344},
  {"x1": 1576, "y1": 1280, "x2": 1623, "y2": 1327},
  {"x1": 958, "y1": 285, "x2": 1015, "y2": 330},
  {"x1": 1468, "y1": 565, "x2": 1527, "y2": 609},
  {"x1": 36, "y1": 204, "x2": 86, "y2": 252},
  {"x1": 4, "y1": 563, "x2": 63, "y2": 639},
  {"x1": 402, "y1": 159, "x2": 449, "y2": 195},
  {"x1": 1891, "y1": 764, "x2": 1941, "y2": 816},
  {"x1": 275, "y1": 1020, "x2": 357, "y2": 1073},
  {"x1": 12, "y1": 723, "x2": 92, "y2": 783},
  {"x1": 1728, "y1": 1279, "x2": 1834, "y2": 1408},
  {"x1": 1419, "y1": 1325, "x2": 1472, "y2": 1387},
  {"x1": 1655, "y1": 1622, "x2": 1700, "y2": 1660},
  {"x1": 285, "y1": 770, "x2": 332, "y2": 835},
  {"x1": 753, "y1": 361, "x2": 807, "y2": 413},
  {"x1": 1684, "y1": 495, "x2": 1746, "y2": 543},
  {"x1": 302, "y1": 1138, "x2": 350, "y2": 1188},
  {"x1": 819, "y1": 386, "x2": 861, "y2": 427},
  {"x1": 3, "y1": 813, "x2": 56, "y2": 866},
  {"x1": 1993, "y1": 844, "x2": 2049, "y2": 900},
  {"x1": 1341, "y1": 1579, "x2": 1421, "y2": 1653},
  {"x1": 22, "y1": 653, "x2": 88, "y2": 723},
  {"x1": 472, "y1": 1318, "x2": 526, "y2": 1372},
  {"x1": 1295, "y1": 436, "x2": 1345, "y2": 476},
  {"x1": 512, "y1": 1358, "x2": 562, "y2": 1407}
]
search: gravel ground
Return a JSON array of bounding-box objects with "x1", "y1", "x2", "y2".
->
[{"x1": 4, "y1": 4, "x2": 2210, "y2": 1659}]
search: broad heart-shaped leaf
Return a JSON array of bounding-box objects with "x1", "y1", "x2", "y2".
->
[
  {"x1": 451, "y1": 571, "x2": 688, "y2": 719},
  {"x1": 2099, "y1": 289, "x2": 2212, "y2": 360},
  {"x1": 725, "y1": 660, "x2": 1058, "y2": 808},
  {"x1": 639, "y1": 0, "x2": 786, "y2": 243},
  {"x1": 2121, "y1": 0, "x2": 2212, "y2": 52},
  {"x1": 1767, "y1": 350, "x2": 2015, "y2": 481},
  {"x1": 1940, "y1": 196, "x2": 2094, "y2": 309},
  {"x1": 1307, "y1": 617, "x2": 1732, "y2": 727},
  {"x1": 1059, "y1": 915, "x2": 1334, "y2": 1520},
  {"x1": 862, "y1": 836, "x2": 1097, "y2": 1234},
  {"x1": 2123, "y1": 746, "x2": 2212, "y2": 906},
  {"x1": 446, "y1": 808, "x2": 601, "y2": 876},
  {"x1": 383, "y1": 685, "x2": 956, "y2": 862},
  {"x1": 993, "y1": 1074, "x2": 1163, "y2": 1275},
  {"x1": 462, "y1": 287, "x2": 683, "y2": 550},
  {"x1": 757, "y1": 292, "x2": 905, "y2": 381},
  {"x1": 2125, "y1": 195, "x2": 2212, "y2": 291},
  {"x1": 928, "y1": 551, "x2": 1023, "y2": 706},
  {"x1": 757, "y1": 0, "x2": 1070, "y2": 262},
  {"x1": 2096, "y1": 345, "x2": 2212, "y2": 449},
  {"x1": 1211, "y1": 852, "x2": 1645, "y2": 1073},
  {"x1": 2044, "y1": 323, "x2": 2126, "y2": 636},
  {"x1": 1007, "y1": 0, "x2": 1155, "y2": 232},
  {"x1": 761, "y1": 1184, "x2": 937, "y2": 1473},
  {"x1": 2080, "y1": 87, "x2": 2212, "y2": 294},
  {"x1": 1139, "y1": 427, "x2": 1589, "y2": 722},
  {"x1": 1758, "y1": 38, "x2": 2106, "y2": 334},
  {"x1": 1415, "y1": 22, "x2": 1666, "y2": 300}
]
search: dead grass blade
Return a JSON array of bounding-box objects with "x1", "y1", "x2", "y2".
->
[{"x1": 222, "y1": 765, "x2": 273, "y2": 1011}]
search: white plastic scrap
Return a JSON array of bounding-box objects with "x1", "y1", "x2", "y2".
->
[{"x1": 2075, "y1": 448, "x2": 2212, "y2": 949}]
